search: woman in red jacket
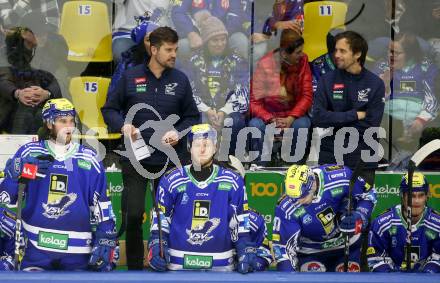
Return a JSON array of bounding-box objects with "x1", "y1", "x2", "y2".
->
[{"x1": 249, "y1": 29, "x2": 313, "y2": 165}]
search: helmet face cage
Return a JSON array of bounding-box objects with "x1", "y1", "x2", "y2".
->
[
  {"x1": 400, "y1": 172, "x2": 429, "y2": 195},
  {"x1": 285, "y1": 165, "x2": 314, "y2": 200},
  {"x1": 42, "y1": 98, "x2": 76, "y2": 124},
  {"x1": 187, "y1": 124, "x2": 217, "y2": 151}
]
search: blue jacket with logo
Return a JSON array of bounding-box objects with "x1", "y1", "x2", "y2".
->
[
  {"x1": 368, "y1": 205, "x2": 440, "y2": 273},
  {"x1": 272, "y1": 164, "x2": 376, "y2": 271},
  {"x1": 0, "y1": 141, "x2": 115, "y2": 255},
  {"x1": 101, "y1": 63, "x2": 200, "y2": 166},
  {"x1": 312, "y1": 68, "x2": 385, "y2": 169},
  {"x1": 150, "y1": 164, "x2": 250, "y2": 271}
]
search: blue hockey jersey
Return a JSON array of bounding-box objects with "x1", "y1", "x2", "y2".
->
[
  {"x1": 373, "y1": 58, "x2": 439, "y2": 125},
  {"x1": 272, "y1": 164, "x2": 376, "y2": 270},
  {"x1": 150, "y1": 164, "x2": 250, "y2": 271},
  {"x1": 368, "y1": 205, "x2": 440, "y2": 273},
  {"x1": 0, "y1": 140, "x2": 115, "y2": 254}
]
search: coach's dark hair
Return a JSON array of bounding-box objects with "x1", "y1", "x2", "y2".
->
[
  {"x1": 334, "y1": 30, "x2": 368, "y2": 66},
  {"x1": 149, "y1": 26, "x2": 178, "y2": 49}
]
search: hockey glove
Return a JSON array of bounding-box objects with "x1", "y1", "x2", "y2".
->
[
  {"x1": 0, "y1": 256, "x2": 14, "y2": 271},
  {"x1": 422, "y1": 262, "x2": 440, "y2": 273},
  {"x1": 340, "y1": 211, "x2": 366, "y2": 234},
  {"x1": 5, "y1": 156, "x2": 52, "y2": 180},
  {"x1": 148, "y1": 238, "x2": 170, "y2": 272},
  {"x1": 236, "y1": 241, "x2": 257, "y2": 274},
  {"x1": 0, "y1": 207, "x2": 16, "y2": 239},
  {"x1": 88, "y1": 229, "x2": 118, "y2": 272}
]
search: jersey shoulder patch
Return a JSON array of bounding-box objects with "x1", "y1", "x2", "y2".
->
[
  {"x1": 426, "y1": 208, "x2": 440, "y2": 227},
  {"x1": 164, "y1": 167, "x2": 185, "y2": 182},
  {"x1": 430, "y1": 208, "x2": 440, "y2": 217},
  {"x1": 373, "y1": 208, "x2": 396, "y2": 227},
  {"x1": 77, "y1": 144, "x2": 98, "y2": 158}
]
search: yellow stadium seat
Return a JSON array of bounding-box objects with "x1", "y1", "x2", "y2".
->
[
  {"x1": 59, "y1": 1, "x2": 112, "y2": 62},
  {"x1": 303, "y1": 1, "x2": 347, "y2": 61},
  {"x1": 69, "y1": 77, "x2": 120, "y2": 140}
]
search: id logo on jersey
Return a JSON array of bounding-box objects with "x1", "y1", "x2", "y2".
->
[
  {"x1": 192, "y1": 200, "x2": 210, "y2": 229},
  {"x1": 402, "y1": 245, "x2": 420, "y2": 270},
  {"x1": 48, "y1": 174, "x2": 68, "y2": 202},
  {"x1": 316, "y1": 207, "x2": 335, "y2": 235}
]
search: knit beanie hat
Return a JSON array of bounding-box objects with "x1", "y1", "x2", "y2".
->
[
  {"x1": 131, "y1": 17, "x2": 159, "y2": 44},
  {"x1": 194, "y1": 10, "x2": 228, "y2": 44}
]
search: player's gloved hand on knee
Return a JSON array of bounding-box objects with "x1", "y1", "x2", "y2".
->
[
  {"x1": 0, "y1": 207, "x2": 16, "y2": 239},
  {"x1": 0, "y1": 256, "x2": 14, "y2": 271},
  {"x1": 422, "y1": 262, "x2": 440, "y2": 273},
  {"x1": 254, "y1": 257, "x2": 270, "y2": 271},
  {"x1": 340, "y1": 211, "x2": 366, "y2": 234},
  {"x1": 236, "y1": 241, "x2": 257, "y2": 274},
  {"x1": 5, "y1": 155, "x2": 52, "y2": 180},
  {"x1": 148, "y1": 238, "x2": 170, "y2": 271},
  {"x1": 88, "y1": 229, "x2": 118, "y2": 272}
]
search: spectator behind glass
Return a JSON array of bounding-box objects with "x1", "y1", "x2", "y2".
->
[
  {"x1": 0, "y1": 27, "x2": 61, "y2": 134},
  {"x1": 346, "y1": 0, "x2": 432, "y2": 61},
  {"x1": 19, "y1": 12, "x2": 69, "y2": 100},
  {"x1": 108, "y1": 16, "x2": 159, "y2": 95},
  {"x1": 249, "y1": 29, "x2": 313, "y2": 165},
  {"x1": 0, "y1": 0, "x2": 60, "y2": 29},
  {"x1": 262, "y1": 0, "x2": 304, "y2": 38},
  {"x1": 185, "y1": 10, "x2": 249, "y2": 157},
  {"x1": 374, "y1": 33, "x2": 439, "y2": 170},
  {"x1": 0, "y1": 0, "x2": 60, "y2": 67},
  {"x1": 309, "y1": 30, "x2": 338, "y2": 94},
  {"x1": 171, "y1": 0, "x2": 249, "y2": 61},
  {"x1": 112, "y1": 0, "x2": 172, "y2": 63},
  {"x1": 424, "y1": 0, "x2": 440, "y2": 67}
]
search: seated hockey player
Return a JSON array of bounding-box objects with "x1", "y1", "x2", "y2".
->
[
  {"x1": 273, "y1": 164, "x2": 376, "y2": 272},
  {"x1": 148, "y1": 124, "x2": 256, "y2": 273},
  {"x1": 0, "y1": 98, "x2": 118, "y2": 271},
  {"x1": 0, "y1": 207, "x2": 15, "y2": 271},
  {"x1": 219, "y1": 156, "x2": 273, "y2": 271},
  {"x1": 367, "y1": 172, "x2": 440, "y2": 273}
]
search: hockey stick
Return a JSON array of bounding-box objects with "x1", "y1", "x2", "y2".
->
[
  {"x1": 14, "y1": 180, "x2": 26, "y2": 270},
  {"x1": 116, "y1": 193, "x2": 127, "y2": 238},
  {"x1": 404, "y1": 139, "x2": 440, "y2": 271},
  {"x1": 149, "y1": 178, "x2": 164, "y2": 258},
  {"x1": 343, "y1": 159, "x2": 364, "y2": 272}
]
